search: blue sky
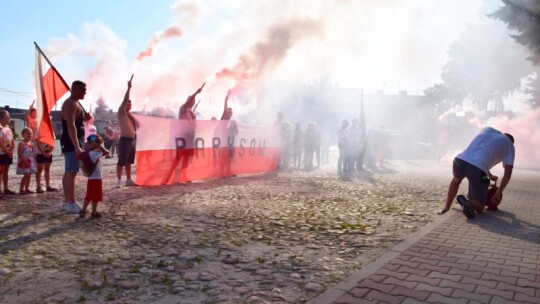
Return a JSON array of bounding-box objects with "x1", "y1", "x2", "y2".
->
[{"x1": 0, "y1": 0, "x2": 175, "y2": 108}]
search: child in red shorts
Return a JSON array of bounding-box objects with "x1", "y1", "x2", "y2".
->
[{"x1": 80, "y1": 134, "x2": 109, "y2": 219}]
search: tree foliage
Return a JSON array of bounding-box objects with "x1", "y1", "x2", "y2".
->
[
  {"x1": 491, "y1": 0, "x2": 540, "y2": 107},
  {"x1": 425, "y1": 18, "x2": 535, "y2": 110},
  {"x1": 94, "y1": 95, "x2": 110, "y2": 116},
  {"x1": 492, "y1": 0, "x2": 540, "y2": 64}
]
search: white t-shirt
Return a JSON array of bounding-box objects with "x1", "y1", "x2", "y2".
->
[
  {"x1": 0, "y1": 127, "x2": 14, "y2": 155},
  {"x1": 88, "y1": 150, "x2": 103, "y2": 180},
  {"x1": 456, "y1": 127, "x2": 515, "y2": 174}
]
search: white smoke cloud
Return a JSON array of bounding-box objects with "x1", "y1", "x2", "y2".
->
[
  {"x1": 38, "y1": 0, "x2": 540, "y2": 169},
  {"x1": 43, "y1": 20, "x2": 128, "y2": 110},
  {"x1": 44, "y1": 0, "x2": 487, "y2": 110}
]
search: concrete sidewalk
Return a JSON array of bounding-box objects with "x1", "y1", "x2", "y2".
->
[{"x1": 311, "y1": 170, "x2": 540, "y2": 304}]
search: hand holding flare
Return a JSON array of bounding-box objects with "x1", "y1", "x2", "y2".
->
[
  {"x1": 224, "y1": 88, "x2": 231, "y2": 109},
  {"x1": 221, "y1": 87, "x2": 234, "y2": 120},
  {"x1": 128, "y1": 74, "x2": 134, "y2": 89},
  {"x1": 196, "y1": 82, "x2": 206, "y2": 94}
]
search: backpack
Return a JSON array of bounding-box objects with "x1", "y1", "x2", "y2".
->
[{"x1": 78, "y1": 151, "x2": 98, "y2": 177}]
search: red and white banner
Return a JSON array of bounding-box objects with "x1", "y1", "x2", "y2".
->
[
  {"x1": 134, "y1": 115, "x2": 280, "y2": 185},
  {"x1": 34, "y1": 43, "x2": 70, "y2": 147}
]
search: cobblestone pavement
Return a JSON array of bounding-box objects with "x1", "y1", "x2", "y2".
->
[
  {"x1": 312, "y1": 169, "x2": 540, "y2": 304},
  {"x1": 1, "y1": 154, "x2": 474, "y2": 303}
]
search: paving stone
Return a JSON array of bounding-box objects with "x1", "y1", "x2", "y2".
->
[
  {"x1": 451, "y1": 289, "x2": 491, "y2": 303},
  {"x1": 496, "y1": 281, "x2": 536, "y2": 297},
  {"x1": 348, "y1": 287, "x2": 370, "y2": 298},
  {"x1": 418, "y1": 263, "x2": 451, "y2": 274},
  {"x1": 514, "y1": 293, "x2": 540, "y2": 304},
  {"x1": 334, "y1": 293, "x2": 374, "y2": 304},
  {"x1": 517, "y1": 277, "x2": 540, "y2": 289},
  {"x1": 426, "y1": 293, "x2": 468, "y2": 304},
  {"x1": 475, "y1": 285, "x2": 514, "y2": 301},
  {"x1": 356, "y1": 278, "x2": 395, "y2": 294},
  {"x1": 427, "y1": 271, "x2": 462, "y2": 282},
  {"x1": 480, "y1": 272, "x2": 517, "y2": 284},
  {"x1": 437, "y1": 279, "x2": 475, "y2": 293},
  {"x1": 448, "y1": 268, "x2": 482, "y2": 279},
  {"x1": 365, "y1": 290, "x2": 404, "y2": 303},
  {"x1": 388, "y1": 286, "x2": 429, "y2": 301},
  {"x1": 381, "y1": 276, "x2": 418, "y2": 290},
  {"x1": 415, "y1": 282, "x2": 453, "y2": 296}
]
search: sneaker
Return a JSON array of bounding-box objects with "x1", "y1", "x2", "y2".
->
[
  {"x1": 65, "y1": 203, "x2": 82, "y2": 214},
  {"x1": 116, "y1": 180, "x2": 123, "y2": 188},
  {"x1": 91, "y1": 212, "x2": 103, "y2": 219},
  {"x1": 60, "y1": 202, "x2": 69, "y2": 211},
  {"x1": 456, "y1": 195, "x2": 475, "y2": 219},
  {"x1": 125, "y1": 179, "x2": 138, "y2": 187},
  {"x1": 46, "y1": 186, "x2": 58, "y2": 192}
]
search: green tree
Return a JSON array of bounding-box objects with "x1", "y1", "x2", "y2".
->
[
  {"x1": 425, "y1": 20, "x2": 534, "y2": 110},
  {"x1": 94, "y1": 95, "x2": 110, "y2": 116},
  {"x1": 491, "y1": 0, "x2": 540, "y2": 107}
]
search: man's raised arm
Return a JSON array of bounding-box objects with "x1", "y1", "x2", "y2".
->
[
  {"x1": 224, "y1": 89, "x2": 230, "y2": 112},
  {"x1": 119, "y1": 74, "x2": 133, "y2": 112}
]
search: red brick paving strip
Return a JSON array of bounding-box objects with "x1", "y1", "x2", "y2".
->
[{"x1": 310, "y1": 171, "x2": 540, "y2": 304}]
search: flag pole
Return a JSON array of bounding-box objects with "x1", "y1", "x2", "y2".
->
[
  {"x1": 360, "y1": 88, "x2": 366, "y2": 137},
  {"x1": 34, "y1": 42, "x2": 71, "y2": 90}
]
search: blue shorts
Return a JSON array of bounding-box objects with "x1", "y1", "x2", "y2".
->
[
  {"x1": 64, "y1": 152, "x2": 80, "y2": 173},
  {"x1": 452, "y1": 158, "x2": 489, "y2": 204}
]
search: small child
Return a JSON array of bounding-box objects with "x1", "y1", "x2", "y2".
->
[
  {"x1": 80, "y1": 134, "x2": 109, "y2": 219},
  {"x1": 17, "y1": 128, "x2": 37, "y2": 194},
  {"x1": 26, "y1": 101, "x2": 58, "y2": 193}
]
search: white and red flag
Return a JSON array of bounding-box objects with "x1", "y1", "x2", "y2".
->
[
  {"x1": 34, "y1": 42, "x2": 70, "y2": 147},
  {"x1": 134, "y1": 115, "x2": 281, "y2": 186}
]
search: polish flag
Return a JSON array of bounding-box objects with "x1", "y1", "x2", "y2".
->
[
  {"x1": 134, "y1": 115, "x2": 281, "y2": 186},
  {"x1": 34, "y1": 42, "x2": 70, "y2": 147}
]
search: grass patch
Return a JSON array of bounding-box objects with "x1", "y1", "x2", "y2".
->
[{"x1": 339, "y1": 222, "x2": 370, "y2": 231}]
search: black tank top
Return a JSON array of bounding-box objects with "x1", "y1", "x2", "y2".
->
[{"x1": 60, "y1": 102, "x2": 85, "y2": 153}]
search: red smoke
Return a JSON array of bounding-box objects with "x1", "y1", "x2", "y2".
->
[
  {"x1": 136, "y1": 26, "x2": 183, "y2": 61},
  {"x1": 490, "y1": 108, "x2": 540, "y2": 170},
  {"x1": 216, "y1": 18, "x2": 323, "y2": 81}
]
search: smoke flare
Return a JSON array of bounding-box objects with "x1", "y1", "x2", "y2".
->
[{"x1": 216, "y1": 18, "x2": 323, "y2": 80}]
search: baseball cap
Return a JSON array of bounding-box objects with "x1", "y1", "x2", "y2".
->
[{"x1": 87, "y1": 134, "x2": 102, "y2": 144}]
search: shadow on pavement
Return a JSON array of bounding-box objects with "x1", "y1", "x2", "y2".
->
[{"x1": 474, "y1": 209, "x2": 540, "y2": 244}]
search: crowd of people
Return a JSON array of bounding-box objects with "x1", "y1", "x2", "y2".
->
[
  {"x1": 0, "y1": 76, "x2": 239, "y2": 217},
  {"x1": 276, "y1": 113, "x2": 391, "y2": 176},
  {"x1": 0, "y1": 79, "x2": 138, "y2": 218},
  {"x1": 2, "y1": 76, "x2": 516, "y2": 221},
  {"x1": 0, "y1": 109, "x2": 58, "y2": 196}
]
